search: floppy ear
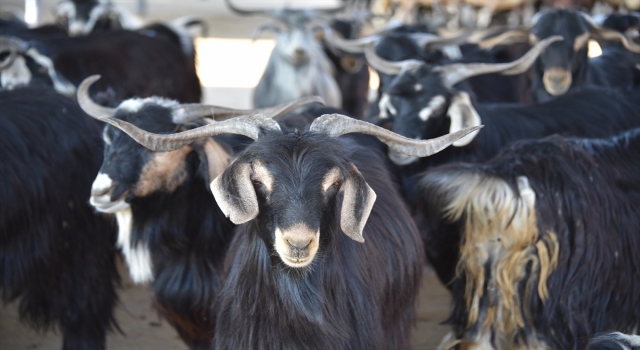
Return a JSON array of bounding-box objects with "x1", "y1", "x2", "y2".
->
[
  {"x1": 447, "y1": 91, "x2": 482, "y2": 147},
  {"x1": 192, "y1": 138, "x2": 232, "y2": 185},
  {"x1": 339, "y1": 164, "x2": 377, "y2": 243},
  {"x1": 210, "y1": 161, "x2": 259, "y2": 225}
]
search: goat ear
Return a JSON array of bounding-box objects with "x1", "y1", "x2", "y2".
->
[
  {"x1": 191, "y1": 138, "x2": 232, "y2": 185},
  {"x1": 447, "y1": 91, "x2": 482, "y2": 147},
  {"x1": 210, "y1": 161, "x2": 259, "y2": 225},
  {"x1": 339, "y1": 164, "x2": 377, "y2": 243},
  {"x1": 133, "y1": 146, "x2": 192, "y2": 197}
]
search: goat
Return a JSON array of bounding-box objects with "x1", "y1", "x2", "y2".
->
[
  {"x1": 0, "y1": 86, "x2": 119, "y2": 350},
  {"x1": 78, "y1": 74, "x2": 482, "y2": 350},
  {"x1": 420, "y1": 128, "x2": 640, "y2": 349},
  {"x1": 225, "y1": 0, "x2": 343, "y2": 109},
  {"x1": 0, "y1": 21, "x2": 200, "y2": 105},
  {"x1": 365, "y1": 36, "x2": 640, "y2": 206},
  {"x1": 480, "y1": 9, "x2": 640, "y2": 102},
  {"x1": 79, "y1": 77, "x2": 323, "y2": 349},
  {"x1": 324, "y1": 25, "x2": 530, "y2": 124},
  {"x1": 55, "y1": 0, "x2": 143, "y2": 36}
]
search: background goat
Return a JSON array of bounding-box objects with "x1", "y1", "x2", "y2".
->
[
  {"x1": 0, "y1": 86, "x2": 119, "y2": 350},
  {"x1": 420, "y1": 128, "x2": 640, "y2": 349},
  {"x1": 225, "y1": 0, "x2": 343, "y2": 109},
  {"x1": 365, "y1": 36, "x2": 640, "y2": 206},
  {"x1": 480, "y1": 9, "x2": 640, "y2": 102}
]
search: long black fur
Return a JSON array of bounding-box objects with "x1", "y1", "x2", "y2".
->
[
  {"x1": 212, "y1": 130, "x2": 424, "y2": 350},
  {"x1": 419, "y1": 128, "x2": 640, "y2": 349},
  {"x1": 0, "y1": 87, "x2": 119, "y2": 350}
]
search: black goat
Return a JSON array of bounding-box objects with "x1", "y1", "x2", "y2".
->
[
  {"x1": 55, "y1": 0, "x2": 142, "y2": 36},
  {"x1": 366, "y1": 37, "x2": 640, "y2": 205},
  {"x1": 78, "y1": 75, "x2": 482, "y2": 350},
  {"x1": 0, "y1": 20, "x2": 200, "y2": 105},
  {"x1": 79, "y1": 78, "x2": 323, "y2": 349},
  {"x1": 419, "y1": 128, "x2": 640, "y2": 349},
  {"x1": 480, "y1": 9, "x2": 640, "y2": 102},
  {"x1": 0, "y1": 87, "x2": 119, "y2": 349}
]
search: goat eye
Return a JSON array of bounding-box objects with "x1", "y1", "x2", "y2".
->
[
  {"x1": 252, "y1": 180, "x2": 262, "y2": 186},
  {"x1": 333, "y1": 180, "x2": 341, "y2": 187}
]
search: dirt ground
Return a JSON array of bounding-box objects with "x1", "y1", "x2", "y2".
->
[{"x1": 0, "y1": 261, "x2": 452, "y2": 350}]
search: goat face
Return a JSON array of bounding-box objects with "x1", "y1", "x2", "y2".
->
[
  {"x1": 531, "y1": 11, "x2": 590, "y2": 96},
  {"x1": 270, "y1": 11, "x2": 320, "y2": 66},
  {"x1": 90, "y1": 101, "x2": 182, "y2": 213},
  {"x1": 381, "y1": 66, "x2": 453, "y2": 165},
  {"x1": 211, "y1": 133, "x2": 375, "y2": 269}
]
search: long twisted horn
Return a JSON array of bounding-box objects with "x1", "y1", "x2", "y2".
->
[
  {"x1": 78, "y1": 75, "x2": 281, "y2": 152},
  {"x1": 477, "y1": 27, "x2": 531, "y2": 49},
  {"x1": 321, "y1": 24, "x2": 380, "y2": 54},
  {"x1": 172, "y1": 96, "x2": 325, "y2": 124},
  {"x1": 436, "y1": 35, "x2": 562, "y2": 88},
  {"x1": 583, "y1": 15, "x2": 640, "y2": 53},
  {"x1": 77, "y1": 75, "x2": 116, "y2": 119},
  {"x1": 310, "y1": 114, "x2": 483, "y2": 157},
  {"x1": 411, "y1": 28, "x2": 473, "y2": 49},
  {"x1": 364, "y1": 42, "x2": 424, "y2": 75}
]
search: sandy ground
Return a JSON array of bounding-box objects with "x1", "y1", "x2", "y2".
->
[{"x1": 0, "y1": 260, "x2": 452, "y2": 350}]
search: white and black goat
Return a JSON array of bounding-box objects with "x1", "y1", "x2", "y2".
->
[{"x1": 78, "y1": 74, "x2": 482, "y2": 350}]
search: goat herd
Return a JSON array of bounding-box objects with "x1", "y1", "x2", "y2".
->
[{"x1": 2, "y1": 0, "x2": 640, "y2": 349}]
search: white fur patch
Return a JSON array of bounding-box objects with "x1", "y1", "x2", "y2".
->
[
  {"x1": 378, "y1": 93, "x2": 397, "y2": 119},
  {"x1": 92, "y1": 172, "x2": 113, "y2": 194},
  {"x1": 25, "y1": 48, "x2": 76, "y2": 96},
  {"x1": 116, "y1": 208, "x2": 154, "y2": 284},
  {"x1": 117, "y1": 97, "x2": 179, "y2": 113},
  {"x1": 1, "y1": 56, "x2": 31, "y2": 89},
  {"x1": 418, "y1": 95, "x2": 446, "y2": 121},
  {"x1": 89, "y1": 172, "x2": 129, "y2": 213},
  {"x1": 447, "y1": 91, "x2": 481, "y2": 147},
  {"x1": 102, "y1": 128, "x2": 112, "y2": 145}
]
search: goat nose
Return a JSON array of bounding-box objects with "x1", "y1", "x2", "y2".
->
[
  {"x1": 549, "y1": 75, "x2": 566, "y2": 84},
  {"x1": 294, "y1": 48, "x2": 305, "y2": 56},
  {"x1": 286, "y1": 239, "x2": 312, "y2": 252}
]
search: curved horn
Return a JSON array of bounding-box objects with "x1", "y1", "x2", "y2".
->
[
  {"x1": 436, "y1": 35, "x2": 562, "y2": 88},
  {"x1": 0, "y1": 36, "x2": 29, "y2": 69},
  {"x1": 224, "y1": 0, "x2": 272, "y2": 17},
  {"x1": 321, "y1": 24, "x2": 379, "y2": 54},
  {"x1": 77, "y1": 75, "x2": 116, "y2": 119},
  {"x1": 412, "y1": 28, "x2": 474, "y2": 49},
  {"x1": 172, "y1": 96, "x2": 325, "y2": 124},
  {"x1": 310, "y1": 113, "x2": 484, "y2": 157},
  {"x1": 78, "y1": 75, "x2": 281, "y2": 151},
  {"x1": 364, "y1": 42, "x2": 424, "y2": 75},
  {"x1": 0, "y1": 48, "x2": 17, "y2": 70},
  {"x1": 252, "y1": 20, "x2": 288, "y2": 40},
  {"x1": 478, "y1": 27, "x2": 531, "y2": 49},
  {"x1": 583, "y1": 15, "x2": 640, "y2": 53}
]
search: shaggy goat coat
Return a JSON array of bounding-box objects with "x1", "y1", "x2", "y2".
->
[{"x1": 419, "y1": 128, "x2": 640, "y2": 349}]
